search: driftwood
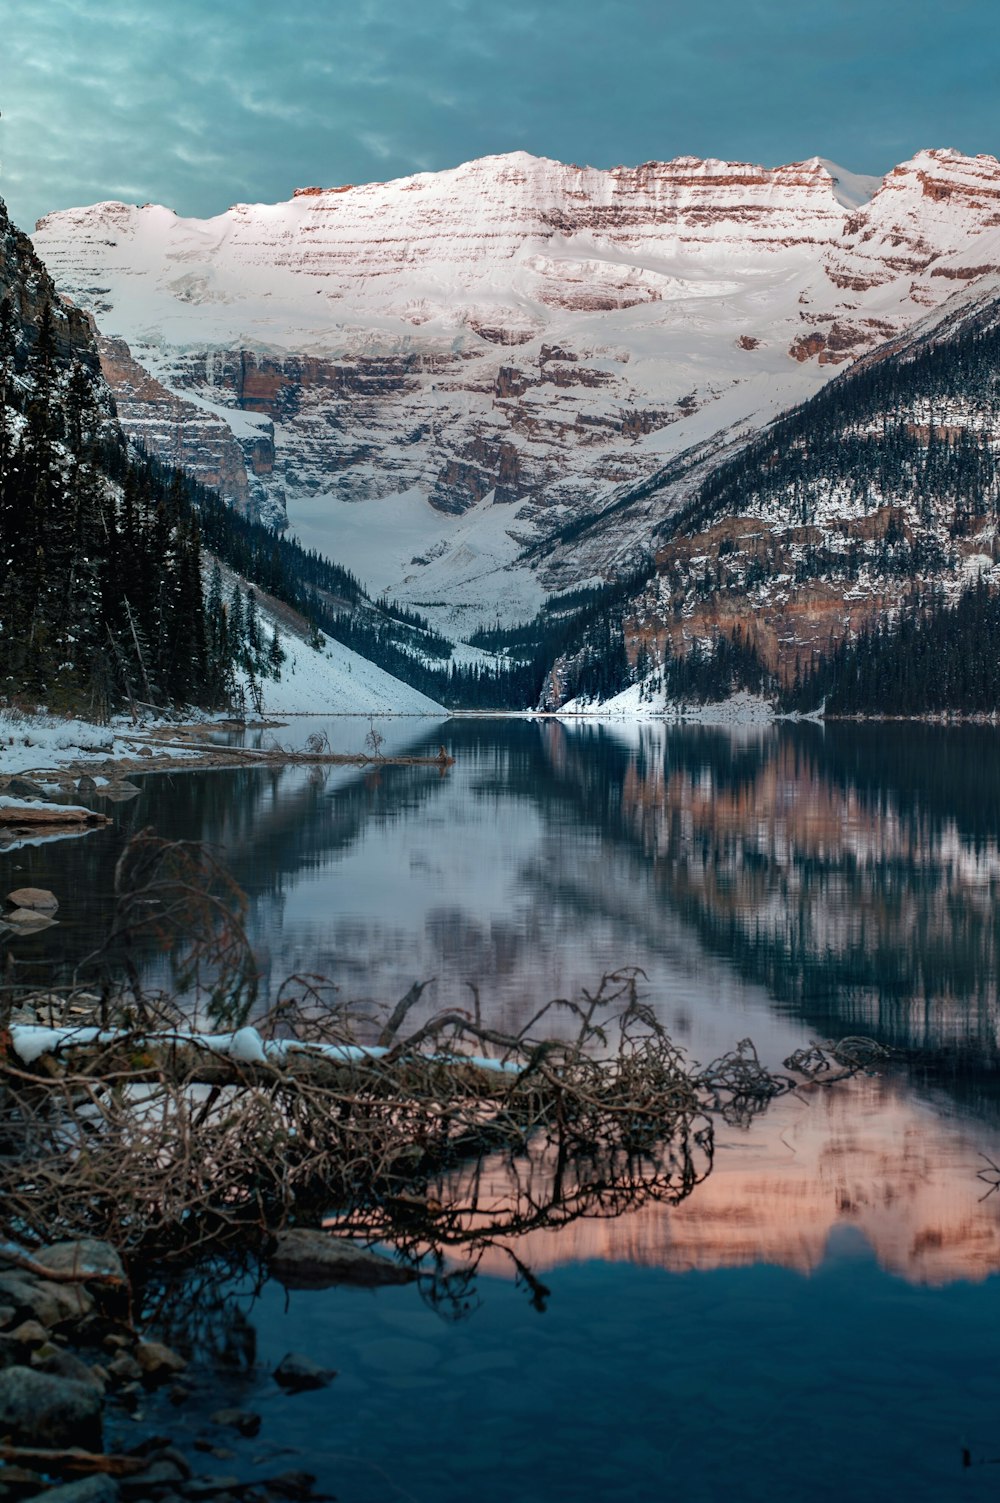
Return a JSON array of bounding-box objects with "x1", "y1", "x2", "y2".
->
[
  {"x1": 0, "y1": 833, "x2": 890, "y2": 1282},
  {"x1": 0, "y1": 804, "x2": 110, "y2": 828},
  {"x1": 0, "y1": 1245, "x2": 124, "y2": 1288},
  {"x1": 135, "y1": 739, "x2": 454, "y2": 767},
  {"x1": 0, "y1": 1444, "x2": 149, "y2": 1477},
  {"x1": 0, "y1": 964, "x2": 887, "y2": 1270}
]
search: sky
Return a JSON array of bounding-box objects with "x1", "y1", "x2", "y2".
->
[{"x1": 0, "y1": 0, "x2": 997, "y2": 231}]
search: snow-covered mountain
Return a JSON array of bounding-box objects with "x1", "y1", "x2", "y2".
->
[{"x1": 32, "y1": 148, "x2": 1000, "y2": 632}]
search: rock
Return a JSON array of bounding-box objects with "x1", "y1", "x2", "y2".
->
[
  {"x1": 0, "y1": 1364, "x2": 102, "y2": 1447},
  {"x1": 0, "y1": 1465, "x2": 45, "y2": 1493},
  {"x1": 210, "y1": 1407, "x2": 261, "y2": 1436},
  {"x1": 0, "y1": 1272, "x2": 93, "y2": 1325},
  {"x1": 6, "y1": 886, "x2": 58, "y2": 911},
  {"x1": 76, "y1": 775, "x2": 97, "y2": 793},
  {"x1": 268, "y1": 1228, "x2": 418, "y2": 1289},
  {"x1": 40, "y1": 1478, "x2": 121, "y2": 1503},
  {"x1": 4, "y1": 908, "x2": 57, "y2": 930},
  {"x1": 136, "y1": 746, "x2": 154, "y2": 757},
  {"x1": 260, "y1": 1473, "x2": 318, "y2": 1501},
  {"x1": 103, "y1": 784, "x2": 140, "y2": 802},
  {"x1": 106, "y1": 1349, "x2": 143, "y2": 1384},
  {"x1": 6, "y1": 778, "x2": 46, "y2": 798},
  {"x1": 183, "y1": 1478, "x2": 240, "y2": 1500},
  {"x1": 0, "y1": 1333, "x2": 22, "y2": 1370},
  {"x1": 121, "y1": 1459, "x2": 187, "y2": 1492},
  {"x1": 40, "y1": 1237, "x2": 126, "y2": 1282},
  {"x1": 31, "y1": 1344, "x2": 106, "y2": 1390},
  {"x1": 8, "y1": 1318, "x2": 49, "y2": 1347},
  {"x1": 136, "y1": 1444, "x2": 190, "y2": 1478},
  {"x1": 273, "y1": 1352, "x2": 335, "y2": 1392},
  {"x1": 135, "y1": 1339, "x2": 187, "y2": 1380}
]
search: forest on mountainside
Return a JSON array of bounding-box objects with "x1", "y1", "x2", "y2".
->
[
  {"x1": 662, "y1": 312, "x2": 1000, "y2": 556},
  {"x1": 0, "y1": 295, "x2": 218, "y2": 715},
  {"x1": 12, "y1": 154, "x2": 1000, "y2": 721},
  {"x1": 603, "y1": 300, "x2": 1000, "y2": 715},
  {"x1": 787, "y1": 575, "x2": 1000, "y2": 716}
]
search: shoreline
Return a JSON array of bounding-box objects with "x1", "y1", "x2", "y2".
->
[{"x1": 0, "y1": 714, "x2": 456, "y2": 786}]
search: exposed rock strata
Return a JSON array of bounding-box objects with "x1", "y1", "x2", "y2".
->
[{"x1": 32, "y1": 148, "x2": 1000, "y2": 621}]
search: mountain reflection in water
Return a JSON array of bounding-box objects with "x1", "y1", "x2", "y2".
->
[
  {"x1": 445, "y1": 1073, "x2": 1000, "y2": 1288},
  {"x1": 6, "y1": 716, "x2": 1000, "y2": 1291}
]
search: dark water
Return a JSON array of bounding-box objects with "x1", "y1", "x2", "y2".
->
[{"x1": 8, "y1": 715, "x2": 1000, "y2": 1500}]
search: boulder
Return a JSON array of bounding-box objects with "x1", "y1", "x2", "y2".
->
[
  {"x1": 135, "y1": 1338, "x2": 187, "y2": 1380},
  {"x1": 39, "y1": 1477, "x2": 120, "y2": 1503},
  {"x1": 0, "y1": 1271, "x2": 94, "y2": 1325},
  {"x1": 31, "y1": 1344, "x2": 105, "y2": 1391},
  {"x1": 40, "y1": 1237, "x2": 126, "y2": 1283},
  {"x1": 268, "y1": 1228, "x2": 418, "y2": 1288},
  {"x1": 273, "y1": 1351, "x2": 335, "y2": 1392},
  {"x1": 211, "y1": 1407, "x2": 262, "y2": 1436},
  {"x1": 8, "y1": 1318, "x2": 50, "y2": 1347},
  {"x1": 76, "y1": 775, "x2": 98, "y2": 793},
  {"x1": 106, "y1": 1350, "x2": 142, "y2": 1385},
  {"x1": 0, "y1": 1364, "x2": 102, "y2": 1447},
  {"x1": 6, "y1": 886, "x2": 58, "y2": 912},
  {"x1": 7, "y1": 777, "x2": 47, "y2": 798},
  {"x1": 5, "y1": 908, "x2": 57, "y2": 930}
]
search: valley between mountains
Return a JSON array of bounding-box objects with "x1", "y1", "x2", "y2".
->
[{"x1": 27, "y1": 145, "x2": 1000, "y2": 713}]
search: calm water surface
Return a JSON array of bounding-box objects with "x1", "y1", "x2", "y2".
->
[{"x1": 6, "y1": 716, "x2": 1000, "y2": 1500}]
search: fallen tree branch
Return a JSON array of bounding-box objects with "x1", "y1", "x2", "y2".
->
[{"x1": 0, "y1": 1445, "x2": 149, "y2": 1477}]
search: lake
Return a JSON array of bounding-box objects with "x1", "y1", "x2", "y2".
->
[{"x1": 4, "y1": 715, "x2": 1000, "y2": 1501}]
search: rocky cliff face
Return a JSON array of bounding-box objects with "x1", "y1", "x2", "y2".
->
[
  {"x1": 1, "y1": 201, "x2": 102, "y2": 379},
  {"x1": 32, "y1": 148, "x2": 1000, "y2": 627}
]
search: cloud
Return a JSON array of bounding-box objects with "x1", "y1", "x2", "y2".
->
[{"x1": 1, "y1": 0, "x2": 998, "y2": 232}]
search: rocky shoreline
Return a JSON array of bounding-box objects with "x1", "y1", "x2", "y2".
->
[{"x1": 0, "y1": 1230, "x2": 414, "y2": 1501}]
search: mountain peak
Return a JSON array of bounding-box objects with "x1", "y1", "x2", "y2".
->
[
  {"x1": 31, "y1": 142, "x2": 1000, "y2": 629},
  {"x1": 813, "y1": 158, "x2": 882, "y2": 210}
]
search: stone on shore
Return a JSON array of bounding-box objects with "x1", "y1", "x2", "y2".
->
[
  {"x1": 5, "y1": 908, "x2": 58, "y2": 930},
  {"x1": 40, "y1": 1237, "x2": 126, "y2": 1283},
  {"x1": 268, "y1": 1228, "x2": 418, "y2": 1289},
  {"x1": 6, "y1": 886, "x2": 58, "y2": 912},
  {"x1": 31, "y1": 1343, "x2": 106, "y2": 1391},
  {"x1": 8, "y1": 1318, "x2": 50, "y2": 1347},
  {"x1": 0, "y1": 1364, "x2": 102, "y2": 1447},
  {"x1": 6, "y1": 777, "x2": 47, "y2": 798},
  {"x1": 274, "y1": 1352, "x2": 335, "y2": 1392},
  {"x1": 211, "y1": 1406, "x2": 262, "y2": 1436},
  {"x1": 40, "y1": 1477, "x2": 120, "y2": 1503},
  {"x1": 135, "y1": 1339, "x2": 187, "y2": 1381},
  {"x1": 0, "y1": 1271, "x2": 94, "y2": 1325}
]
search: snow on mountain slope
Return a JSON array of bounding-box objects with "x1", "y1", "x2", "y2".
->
[
  {"x1": 251, "y1": 629, "x2": 444, "y2": 716},
  {"x1": 33, "y1": 148, "x2": 1000, "y2": 630},
  {"x1": 217, "y1": 567, "x2": 445, "y2": 715}
]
